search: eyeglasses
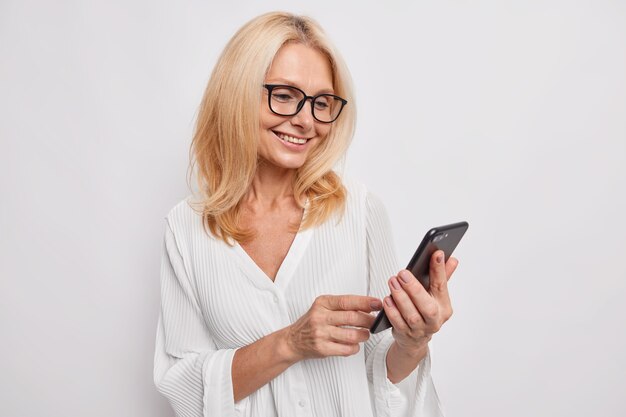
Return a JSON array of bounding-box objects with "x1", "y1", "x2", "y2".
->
[{"x1": 263, "y1": 84, "x2": 347, "y2": 123}]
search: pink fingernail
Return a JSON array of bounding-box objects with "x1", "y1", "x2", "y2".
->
[
  {"x1": 437, "y1": 254, "x2": 444, "y2": 264},
  {"x1": 385, "y1": 297, "x2": 395, "y2": 307},
  {"x1": 399, "y1": 270, "x2": 411, "y2": 284},
  {"x1": 390, "y1": 277, "x2": 401, "y2": 290}
]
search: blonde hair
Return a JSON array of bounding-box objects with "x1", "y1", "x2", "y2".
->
[{"x1": 189, "y1": 12, "x2": 356, "y2": 244}]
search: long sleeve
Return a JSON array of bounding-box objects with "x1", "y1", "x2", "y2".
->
[
  {"x1": 153, "y1": 220, "x2": 239, "y2": 417},
  {"x1": 363, "y1": 191, "x2": 444, "y2": 417}
]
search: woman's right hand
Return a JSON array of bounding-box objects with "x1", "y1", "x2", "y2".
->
[{"x1": 282, "y1": 295, "x2": 383, "y2": 361}]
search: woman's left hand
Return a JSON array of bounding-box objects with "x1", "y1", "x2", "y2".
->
[{"x1": 383, "y1": 250, "x2": 458, "y2": 355}]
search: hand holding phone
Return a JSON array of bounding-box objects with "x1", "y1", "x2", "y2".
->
[{"x1": 370, "y1": 221, "x2": 468, "y2": 334}]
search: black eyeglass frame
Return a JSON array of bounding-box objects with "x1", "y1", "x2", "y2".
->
[{"x1": 263, "y1": 84, "x2": 348, "y2": 123}]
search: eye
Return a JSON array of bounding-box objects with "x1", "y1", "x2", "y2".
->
[
  {"x1": 270, "y1": 86, "x2": 301, "y2": 103},
  {"x1": 272, "y1": 93, "x2": 296, "y2": 102},
  {"x1": 314, "y1": 96, "x2": 331, "y2": 110}
]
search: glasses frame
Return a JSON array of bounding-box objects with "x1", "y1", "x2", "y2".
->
[{"x1": 263, "y1": 84, "x2": 348, "y2": 123}]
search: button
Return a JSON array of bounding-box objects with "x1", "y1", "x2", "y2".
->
[{"x1": 298, "y1": 399, "x2": 306, "y2": 407}]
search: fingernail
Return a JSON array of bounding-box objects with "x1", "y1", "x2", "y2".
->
[
  {"x1": 385, "y1": 296, "x2": 395, "y2": 307},
  {"x1": 437, "y1": 253, "x2": 444, "y2": 264},
  {"x1": 399, "y1": 270, "x2": 411, "y2": 284},
  {"x1": 390, "y1": 277, "x2": 401, "y2": 290},
  {"x1": 370, "y1": 299, "x2": 382, "y2": 310}
]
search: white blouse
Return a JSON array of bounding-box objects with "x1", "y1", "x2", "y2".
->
[{"x1": 153, "y1": 180, "x2": 444, "y2": 417}]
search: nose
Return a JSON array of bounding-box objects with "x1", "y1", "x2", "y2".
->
[{"x1": 290, "y1": 98, "x2": 314, "y2": 130}]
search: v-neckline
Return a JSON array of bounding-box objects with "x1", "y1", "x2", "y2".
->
[
  {"x1": 230, "y1": 201, "x2": 314, "y2": 291},
  {"x1": 232, "y1": 226, "x2": 314, "y2": 291}
]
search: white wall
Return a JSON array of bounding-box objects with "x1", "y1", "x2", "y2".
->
[{"x1": 1, "y1": 1, "x2": 624, "y2": 416}]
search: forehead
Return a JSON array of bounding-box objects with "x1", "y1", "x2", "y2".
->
[{"x1": 265, "y1": 43, "x2": 334, "y2": 93}]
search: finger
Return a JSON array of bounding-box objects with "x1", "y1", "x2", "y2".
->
[
  {"x1": 396, "y1": 269, "x2": 445, "y2": 326},
  {"x1": 396, "y1": 269, "x2": 437, "y2": 318},
  {"x1": 388, "y1": 276, "x2": 425, "y2": 329},
  {"x1": 382, "y1": 296, "x2": 409, "y2": 333},
  {"x1": 445, "y1": 257, "x2": 459, "y2": 281},
  {"x1": 317, "y1": 295, "x2": 383, "y2": 312},
  {"x1": 326, "y1": 310, "x2": 376, "y2": 329},
  {"x1": 428, "y1": 250, "x2": 449, "y2": 300},
  {"x1": 329, "y1": 326, "x2": 370, "y2": 345},
  {"x1": 326, "y1": 341, "x2": 361, "y2": 357}
]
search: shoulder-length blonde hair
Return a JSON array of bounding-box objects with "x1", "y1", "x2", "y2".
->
[{"x1": 190, "y1": 12, "x2": 356, "y2": 244}]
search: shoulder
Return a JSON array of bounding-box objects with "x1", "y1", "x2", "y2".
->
[
  {"x1": 165, "y1": 195, "x2": 197, "y2": 223},
  {"x1": 341, "y1": 176, "x2": 387, "y2": 217},
  {"x1": 342, "y1": 176, "x2": 367, "y2": 210},
  {"x1": 164, "y1": 195, "x2": 206, "y2": 239},
  {"x1": 162, "y1": 196, "x2": 221, "y2": 264}
]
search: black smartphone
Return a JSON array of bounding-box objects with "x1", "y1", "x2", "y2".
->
[{"x1": 369, "y1": 221, "x2": 469, "y2": 334}]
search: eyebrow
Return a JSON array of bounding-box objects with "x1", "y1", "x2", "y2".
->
[{"x1": 265, "y1": 78, "x2": 335, "y2": 95}]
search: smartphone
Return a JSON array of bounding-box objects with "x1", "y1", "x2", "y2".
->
[{"x1": 369, "y1": 221, "x2": 469, "y2": 334}]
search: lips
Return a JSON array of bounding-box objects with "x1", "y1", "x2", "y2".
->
[{"x1": 273, "y1": 130, "x2": 311, "y2": 145}]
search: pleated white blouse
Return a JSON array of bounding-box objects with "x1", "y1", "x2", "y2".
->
[{"x1": 153, "y1": 180, "x2": 444, "y2": 417}]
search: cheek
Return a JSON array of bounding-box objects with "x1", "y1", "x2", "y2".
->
[
  {"x1": 260, "y1": 113, "x2": 285, "y2": 130},
  {"x1": 259, "y1": 104, "x2": 277, "y2": 128},
  {"x1": 316, "y1": 124, "x2": 332, "y2": 139}
]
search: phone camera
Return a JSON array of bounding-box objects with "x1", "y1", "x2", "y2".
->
[{"x1": 433, "y1": 234, "x2": 445, "y2": 242}]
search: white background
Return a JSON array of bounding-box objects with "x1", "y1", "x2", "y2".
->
[{"x1": 1, "y1": 1, "x2": 625, "y2": 416}]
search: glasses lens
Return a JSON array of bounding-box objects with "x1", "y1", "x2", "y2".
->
[
  {"x1": 312, "y1": 95, "x2": 345, "y2": 123},
  {"x1": 268, "y1": 86, "x2": 304, "y2": 116}
]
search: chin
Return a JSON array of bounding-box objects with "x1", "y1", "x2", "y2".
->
[{"x1": 263, "y1": 155, "x2": 308, "y2": 171}]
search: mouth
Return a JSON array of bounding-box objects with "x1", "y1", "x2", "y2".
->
[{"x1": 272, "y1": 130, "x2": 312, "y2": 145}]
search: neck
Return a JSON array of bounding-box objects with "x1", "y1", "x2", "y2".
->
[{"x1": 245, "y1": 161, "x2": 297, "y2": 208}]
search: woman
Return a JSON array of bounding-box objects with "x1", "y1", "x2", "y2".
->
[{"x1": 154, "y1": 12, "x2": 458, "y2": 417}]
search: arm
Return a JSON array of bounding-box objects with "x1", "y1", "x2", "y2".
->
[
  {"x1": 383, "y1": 253, "x2": 458, "y2": 384},
  {"x1": 154, "y1": 221, "x2": 238, "y2": 417},
  {"x1": 363, "y1": 191, "x2": 453, "y2": 416},
  {"x1": 231, "y1": 328, "x2": 295, "y2": 402},
  {"x1": 155, "y1": 220, "x2": 382, "y2": 414},
  {"x1": 231, "y1": 294, "x2": 382, "y2": 401},
  {"x1": 385, "y1": 342, "x2": 429, "y2": 384}
]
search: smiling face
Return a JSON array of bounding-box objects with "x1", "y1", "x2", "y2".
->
[{"x1": 258, "y1": 42, "x2": 334, "y2": 171}]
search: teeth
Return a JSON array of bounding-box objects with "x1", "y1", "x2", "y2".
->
[{"x1": 276, "y1": 132, "x2": 307, "y2": 144}]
